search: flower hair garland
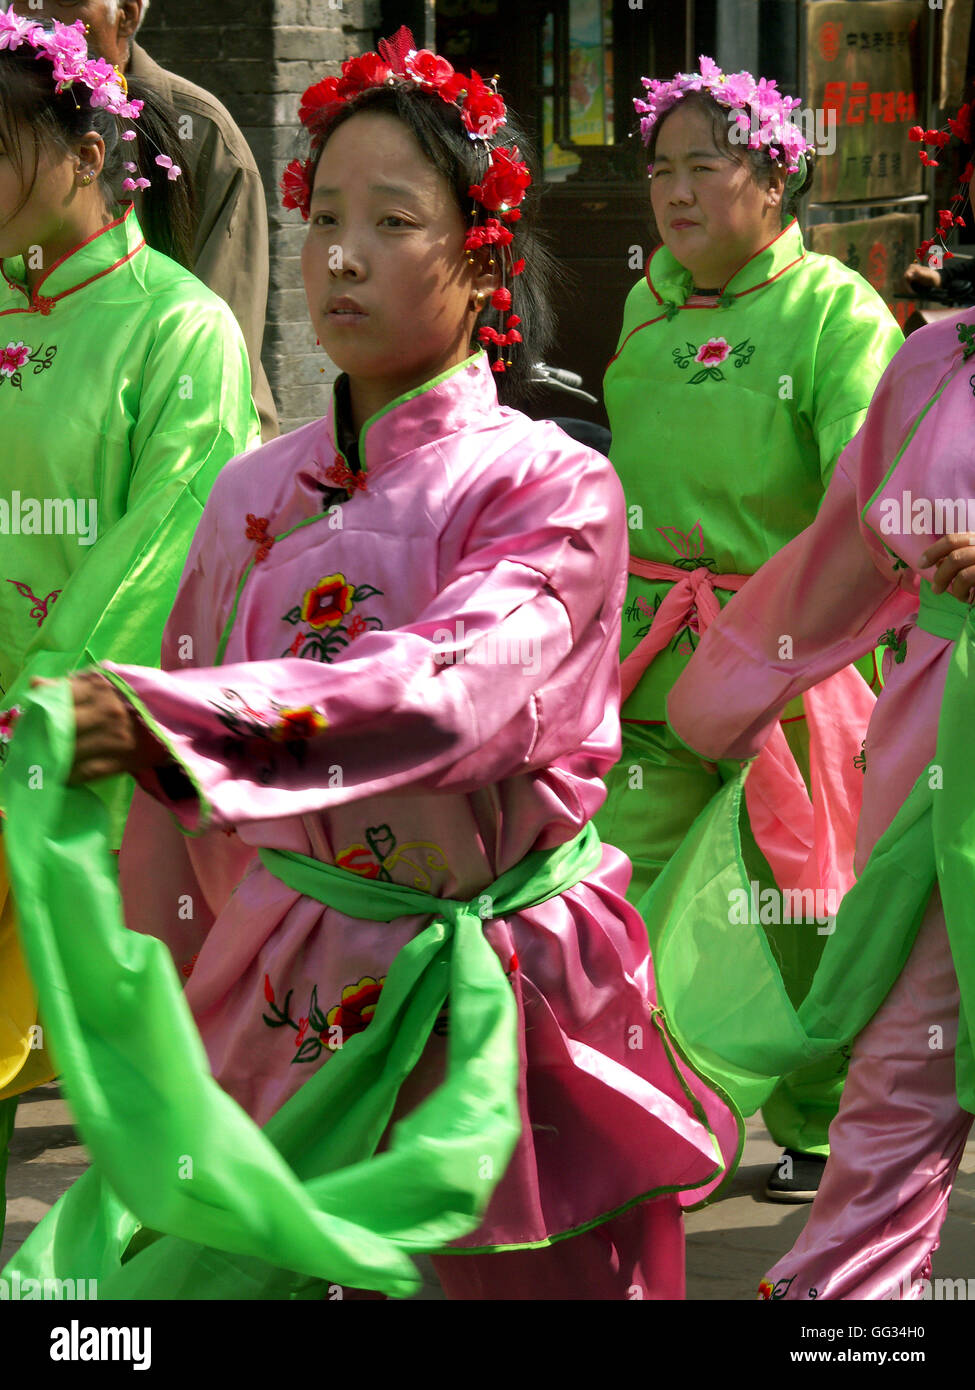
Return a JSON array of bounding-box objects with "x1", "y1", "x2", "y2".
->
[
  {"x1": 0, "y1": 13, "x2": 181, "y2": 190},
  {"x1": 908, "y1": 104, "x2": 971, "y2": 266},
  {"x1": 281, "y1": 26, "x2": 529, "y2": 375},
  {"x1": 635, "y1": 54, "x2": 813, "y2": 176}
]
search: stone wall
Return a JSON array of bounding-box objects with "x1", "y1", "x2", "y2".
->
[{"x1": 139, "y1": 0, "x2": 382, "y2": 432}]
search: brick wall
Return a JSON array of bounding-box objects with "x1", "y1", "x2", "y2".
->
[{"x1": 139, "y1": 0, "x2": 381, "y2": 432}]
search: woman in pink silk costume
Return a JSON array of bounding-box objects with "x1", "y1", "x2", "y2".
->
[
  {"x1": 22, "y1": 32, "x2": 739, "y2": 1300},
  {"x1": 664, "y1": 139, "x2": 975, "y2": 1297}
]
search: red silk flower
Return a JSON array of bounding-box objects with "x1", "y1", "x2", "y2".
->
[
  {"x1": 468, "y1": 147, "x2": 531, "y2": 213},
  {"x1": 281, "y1": 157, "x2": 313, "y2": 219},
  {"x1": 461, "y1": 70, "x2": 507, "y2": 138}
]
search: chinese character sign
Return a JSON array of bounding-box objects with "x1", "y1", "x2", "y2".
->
[
  {"x1": 806, "y1": 0, "x2": 925, "y2": 201},
  {"x1": 808, "y1": 211, "x2": 920, "y2": 330}
]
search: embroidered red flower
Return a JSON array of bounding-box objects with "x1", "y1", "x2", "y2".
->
[
  {"x1": 0, "y1": 341, "x2": 30, "y2": 377},
  {"x1": 468, "y1": 147, "x2": 531, "y2": 214},
  {"x1": 300, "y1": 573, "x2": 355, "y2": 629},
  {"x1": 295, "y1": 1016, "x2": 310, "y2": 1048},
  {"x1": 325, "y1": 975, "x2": 385, "y2": 1045},
  {"x1": 271, "y1": 706, "x2": 328, "y2": 741},
  {"x1": 757, "y1": 1279, "x2": 774, "y2": 1301},
  {"x1": 264, "y1": 973, "x2": 275, "y2": 1004},
  {"x1": 347, "y1": 613, "x2": 367, "y2": 640},
  {"x1": 695, "y1": 337, "x2": 731, "y2": 366},
  {"x1": 335, "y1": 845, "x2": 384, "y2": 878},
  {"x1": 281, "y1": 157, "x2": 313, "y2": 220}
]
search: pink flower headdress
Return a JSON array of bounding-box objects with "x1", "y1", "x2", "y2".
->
[
  {"x1": 635, "y1": 54, "x2": 813, "y2": 177},
  {"x1": 281, "y1": 26, "x2": 528, "y2": 375},
  {"x1": 907, "y1": 104, "x2": 972, "y2": 266},
  {"x1": 0, "y1": 13, "x2": 182, "y2": 190}
]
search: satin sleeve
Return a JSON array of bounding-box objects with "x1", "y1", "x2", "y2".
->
[{"x1": 101, "y1": 442, "x2": 627, "y2": 831}]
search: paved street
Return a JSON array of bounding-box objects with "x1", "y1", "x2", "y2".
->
[{"x1": 4, "y1": 1084, "x2": 974, "y2": 1299}]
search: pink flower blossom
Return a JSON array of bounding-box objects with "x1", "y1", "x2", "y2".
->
[
  {"x1": 0, "y1": 342, "x2": 30, "y2": 378},
  {"x1": 155, "y1": 154, "x2": 182, "y2": 181},
  {"x1": 695, "y1": 337, "x2": 730, "y2": 366},
  {"x1": 0, "y1": 12, "x2": 38, "y2": 51},
  {"x1": 122, "y1": 177, "x2": 151, "y2": 192},
  {"x1": 121, "y1": 130, "x2": 138, "y2": 142}
]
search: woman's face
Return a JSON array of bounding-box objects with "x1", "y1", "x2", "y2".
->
[
  {"x1": 650, "y1": 101, "x2": 782, "y2": 288},
  {"x1": 0, "y1": 117, "x2": 79, "y2": 261},
  {"x1": 302, "y1": 110, "x2": 482, "y2": 408}
]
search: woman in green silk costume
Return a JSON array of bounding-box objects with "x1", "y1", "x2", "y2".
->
[
  {"x1": 595, "y1": 57, "x2": 904, "y2": 1199},
  {"x1": 0, "y1": 16, "x2": 258, "y2": 1239}
]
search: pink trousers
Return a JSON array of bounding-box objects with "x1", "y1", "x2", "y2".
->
[
  {"x1": 761, "y1": 892, "x2": 973, "y2": 1300},
  {"x1": 430, "y1": 1196, "x2": 686, "y2": 1300}
]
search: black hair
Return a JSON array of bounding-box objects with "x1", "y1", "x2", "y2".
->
[
  {"x1": 304, "y1": 82, "x2": 556, "y2": 408},
  {"x1": 0, "y1": 41, "x2": 196, "y2": 268},
  {"x1": 644, "y1": 89, "x2": 815, "y2": 236}
]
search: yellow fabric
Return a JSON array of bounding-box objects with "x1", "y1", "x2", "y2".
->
[{"x1": 0, "y1": 840, "x2": 56, "y2": 1100}]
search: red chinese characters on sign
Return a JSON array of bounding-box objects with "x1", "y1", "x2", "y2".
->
[
  {"x1": 822, "y1": 81, "x2": 916, "y2": 126},
  {"x1": 819, "y1": 22, "x2": 842, "y2": 61}
]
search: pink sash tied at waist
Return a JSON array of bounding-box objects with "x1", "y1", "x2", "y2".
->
[{"x1": 621, "y1": 554, "x2": 876, "y2": 902}]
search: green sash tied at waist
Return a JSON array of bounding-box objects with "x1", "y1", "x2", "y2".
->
[
  {"x1": 640, "y1": 582, "x2": 975, "y2": 1120},
  {"x1": 1, "y1": 674, "x2": 601, "y2": 1299}
]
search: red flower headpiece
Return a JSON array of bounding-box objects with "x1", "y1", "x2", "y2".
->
[
  {"x1": 909, "y1": 102, "x2": 972, "y2": 266},
  {"x1": 281, "y1": 26, "x2": 530, "y2": 376}
]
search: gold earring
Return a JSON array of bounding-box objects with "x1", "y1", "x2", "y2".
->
[
  {"x1": 80, "y1": 172, "x2": 94, "y2": 186},
  {"x1": 472, "y1": 289, "x2": 488, "y2": 311}
]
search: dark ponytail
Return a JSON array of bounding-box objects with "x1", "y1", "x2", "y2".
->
[
  {"x1": 0, "y1": 41, "x2": 196, "y2": 269},
  {"x1": 118, "y1": 78, "x2": 196, "y2": 268}
]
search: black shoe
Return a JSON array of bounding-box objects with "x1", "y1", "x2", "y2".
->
[{"x1": 764, "y1": 1148, "x2": 827, "y2": 1203}]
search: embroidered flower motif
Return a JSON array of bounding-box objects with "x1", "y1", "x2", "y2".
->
[
  {"x1": 300, "y1": 573, "x2": 355, "y2": 629},
  {"x1": 179, "y1": 952, "x2": 199, "y2": 979},
  {"x1": 881, "y1": 628, "x2": 908, "y2": 664},
  {"x1": 325, "y1": 976, "x2": 385, "y2": 1046},
  {"x1": 694, "y1": 337, "x2": 731, "y2": 366},
  {"x1": 0, "y1": 342, "x2": 30, "y2": 377},
  {"x1": 283, "y1": 575, "x2": 383, "y2": 662},
  {"x1": 6, "y1": 579, "x2": 61, "y2": 627},
  {"x1": 210, "y1": 689, "x2": 327, "y2": 768},
  {"x1": 245, "y1": 513, "x2": 274, "y2": 563},
  {"x1": 0, "y1": 340, "x2": 57, "y2": 389},
  {"x1": 335, "y1": 845, "x2": 385, "y2": 878},
  {"x1": 262, "y1": 973, "x2": 387, "y2": 1063},
  {"x1": 673, "y1": 336, "x2": 754, "y2": 383},
  {"x1": 270, "y1": 706, "x2": 328, "y2": 741},
  {"x1": 853, "y1": 741, "x2": 867, "y2": 773},
  {"x1": 757, "y1": 1279, "x2": 774, "y2": 1301}
]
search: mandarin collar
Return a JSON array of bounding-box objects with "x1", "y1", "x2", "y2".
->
[
  {"x1": 325, "y1": 350, "x2": 499, "y2": 480},
  {"x1": 0, "y1": 204, "x2": 146, "y2": 315},
  {"x1": 645, "y1": 217, "x2": 805, "y2": 311}
]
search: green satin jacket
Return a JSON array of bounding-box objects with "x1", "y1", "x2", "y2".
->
[
  {"x1": 0, "y1": 204, "x2": 259, "y2": 832},
  {"x1": 603, "y1": 217, "x2": 904, "y2": 722}
]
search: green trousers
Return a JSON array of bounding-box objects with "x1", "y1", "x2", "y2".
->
[{"x1": 594, "y1": 721, "x2": 847, "y2": 1157}]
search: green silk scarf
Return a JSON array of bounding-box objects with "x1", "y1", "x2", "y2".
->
[
  {"x1": 2, "y1": 676, "x2": 601, "y2": 1298},
  {"x1": 641, "y1": 583, "x2": 975, "y2": 1120}
]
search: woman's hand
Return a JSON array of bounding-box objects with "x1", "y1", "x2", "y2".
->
[
  {"x1": 920, "y1": 534, "x2": 975, "y2": 602},
  {"x1": 33, "y1": 671, "x2": 171, "y2": 785},
  {"x1": 903, "y1": 263, "x2": 942, "y2": 294}
]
